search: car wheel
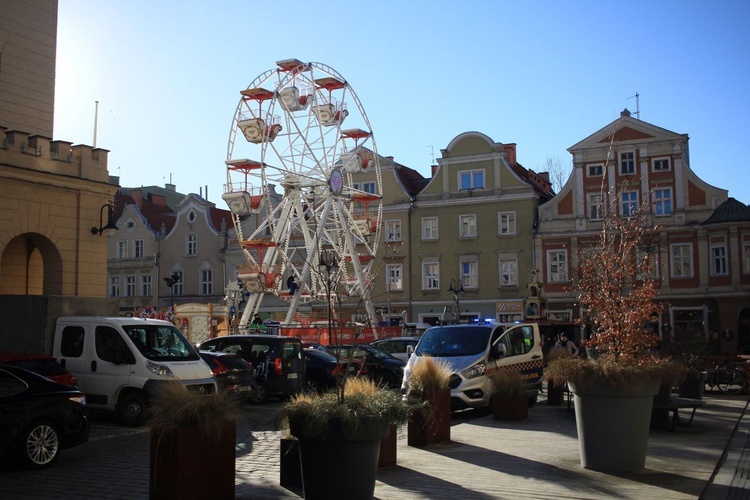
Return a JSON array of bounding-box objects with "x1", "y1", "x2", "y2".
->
[
  {"x1": 250, "y1": 381, "x2": 270, "y2": 404},
  {"x1": 118, "y1": 392, "x2": 147, "y2": 426},
  {"x1": 19, "y1": 420, "x2": 60, "y2": 469}
]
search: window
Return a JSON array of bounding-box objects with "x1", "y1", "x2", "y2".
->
[
  {"x1": 547, "y1": 250, "x2": 568, "y2": 283},
  {"x1": 386, "y1": 264, "x2": 403, "y2": 291},
  {"x1": 459, "y1": 214, "x2": 476, "y2": 238},
  {"x1": 422, "y1": 262, "x2": 439, "y2": 290},
  {"x1": 95, "y1": 326, "x2": 129, "y2": 363},
  {"x1": 619, "y1": 151, "x2": 635, "y2": 175},
  {"x1": 186, "y1": 234, "x2": 197, "y2": 256},
  {"x1": 498, "y1": 212, "x2": 516, "y2": 235},
  {"x1": 460, "y1": 258, "x2": 478, "y2": 288},
  {"x1": 587, "y1": 193, "x2": 603, "y2": 220},
  {"x1": 459, "y1": 170, "x2": 484, "y2": 190},
  {"x1": 141, "y1": 274, "x2": 152, "y2": 297},
  {"x1": 653, "y1": 188, "x2": 672, "y2": 216},
  {"x1": 711, "y1": 244, "x2": 728, "y2": 276},
  {"x1": 125, "y1": 275, "x2": 136, "y2": 297},
  {"x1": 109, "y1": 276, "x2": 120, "y2": 297},
  {"x1": 670, "y1": 243, "x2": 693, "y2": 278},
  {"x1": 652, "y1": 157, "x2": 671, "y2": 171},
  {"x1": 133, "y1": 239, "x2": 144, "y2": 258},
  {"x1": 745, "y1": 244, "x2": 750, "y2": 275},
  {"x1": 201, "y1": 269, "x2": 213, "y2": 295},
  {"x1": 500, "y1": 258, "x2": 518, "y2": 287},
  {"x1": 637, "y1": 248, "x2": 659, "y2": 279},
  {"x1": 422, "y1": 217, "x2": 438, "y2": 240},
  {"x1": 587, "y1": 164, "x2": 604, "y2": 177},
  {"x1": 117, "y1": 241, "x2": 128, "y2": 259},
  {"x1": 621, "y1": 191, "x2": 638, "y2": 217},
  {"x1": 385, "y1": 220, "x2": 402, "y2": 242},
  {"x1": 361, "y1": 182, "x2": 376, "y2": 194}
]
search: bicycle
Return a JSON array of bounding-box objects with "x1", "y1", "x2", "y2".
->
[{"x1": 705, "y1": 362, "x2": 747, "y2": 394}]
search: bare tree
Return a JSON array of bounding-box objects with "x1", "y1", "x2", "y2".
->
[{"x1": 541, "y1": 156, "x2": 572, "y2": 194}]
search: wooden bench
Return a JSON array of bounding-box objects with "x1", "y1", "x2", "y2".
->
[{"x1": 652, "y1": 397, "x2": 706, "y2": 431}]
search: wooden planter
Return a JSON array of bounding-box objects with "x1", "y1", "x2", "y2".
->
[
  {"x1": 408, "y1": 387, "x2": 451, "y2": 447},
  {"x1": 547, "y1": 381, "x2": 564, "y2": 406},
  {"x1": 492, "y1": 392, "x2": 529, "y2": 421},
  {"x1": 378, "y1": 424, "x2": 398, "y2": 468},
  {"x1": 150, "y1": 420, "x2": 236, "y2": 500}
]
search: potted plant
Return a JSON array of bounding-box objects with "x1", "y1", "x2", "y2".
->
[
  {"x1": 544, "y1": 348, "x2": 568, "y2": 406},
  {"x1": 405, "y1": 355, "x2": 452, "y2": 447},
  {"x1": 148, "y1": 383, "x2": 240, "y2": 500},
  {"x1": 278, "y1": 377, "x2": 413, "y2": 500},
  {"x1": 490, "y1": 370, "x2": 528, "y2": 421},
  {"x1": 545, "y1": 190, "x2": 688, "y2": 473}
]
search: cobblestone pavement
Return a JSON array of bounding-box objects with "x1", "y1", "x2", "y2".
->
[{"x1": 1, "y1": 393, "x2": 748, "y2": 499}]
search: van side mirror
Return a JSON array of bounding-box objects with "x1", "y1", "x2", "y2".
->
[{"x1": 406, "y1": 345, "x2": 414, "y2": 357}]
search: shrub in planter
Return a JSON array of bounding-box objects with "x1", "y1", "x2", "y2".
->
[
  {"x1": 490, "y1": 370, "x2": 528, "y2": 421},
  {"x1": 405, "y1": 356, "x2": 452, "y2": 447},
  {"x1": 545, "y1": 186, "x2": 688, "y2": 473},
  {"x1": 148, "y1": 383, "x2": 241, "y2": 500},
  {"x1": 278, "y1": 378, "x2": 413, "y2": 500}
]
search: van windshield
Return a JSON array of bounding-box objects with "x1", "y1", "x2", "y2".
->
[
  {"x1": 122, "y1": 324, "x2": 199, "y2": 361},
  {"x1": 414, "y1": 326, "x2": 492, "y2": 357}
]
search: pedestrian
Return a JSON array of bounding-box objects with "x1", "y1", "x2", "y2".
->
[
  {"x1": 554, "y1": 332, "x2": 579, "y2": 357},
  {"x1": 252, "y1": 313, "x2": 263, "y2": 326}
]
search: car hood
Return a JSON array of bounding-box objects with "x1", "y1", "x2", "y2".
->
[{"x1": 152, "y1": 359, "x2": 214, "y2": 379}]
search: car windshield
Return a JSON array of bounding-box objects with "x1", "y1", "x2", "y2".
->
[
  {"x1": 414, "y1": 326, "x2": 492, "y2": 357},
  {"x1": 123, "y1": 324, "x2": 199, "y2": 361}
]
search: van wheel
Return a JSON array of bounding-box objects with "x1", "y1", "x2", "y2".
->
[
  {"x1": 118, "y1": 392, "x2": 147, "y2": 426},
  {"x1": 18, "y1": 420, "x2": 60, "y2": 469},
  {"x1": 250, "y1": 381, "x2": 270, "y2": 404}
]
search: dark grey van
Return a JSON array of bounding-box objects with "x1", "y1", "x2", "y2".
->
[{"x1": 196, "y1": 335, "x2": 305, "y2": 403}]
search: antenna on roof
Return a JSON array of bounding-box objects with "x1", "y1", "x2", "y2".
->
[
  {"x1": 93, "y1": 101, "x2": 99, "y2": 148},
  {"x1": 427, "y1": 145, "x2": 435, "y2": 165},
  {"x1": 628, "y1": 92, "x2": 640, "y2": 119}
]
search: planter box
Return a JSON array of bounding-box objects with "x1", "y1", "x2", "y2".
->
[
  {"x1": 408, "y1": 387, "x2": 451, "y2": 447},
  {"x1": 492, "y1": 393, "x2": 528, "y2": 421},
  {"x1": 279, "y1": 438, "x2": 302, "y2": 490},
  {"x1": 150, "y1": 421, "x2": 236, "y2": 500},
  {"x1": 378, "y1": 424, "x2": 397, "y2": 468},
  {"x1": 569, "y1": 379, "x2": 659, "y2": 473}
]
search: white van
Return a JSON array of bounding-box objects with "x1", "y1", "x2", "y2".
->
[
  {"x1": 401, "y1": 322, "x2": 544, "y2": 410},
  {"x1": 53, "y1": 317, "x2": 216, "y2": 426}
]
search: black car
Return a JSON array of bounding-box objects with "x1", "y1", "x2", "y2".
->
[
  {"x1": 198, "y1": 351, "x2": 257, "y2": 401},
  {"x1": 195, "y1": 335, "x2": 305, "y2": 403},
  {"x1": 0, "y1": 364, "x2": 89, "y2": 469},
  {"x1": 303, "y1": 348, "x2": 363, "y2": 391},
  {"x1": 326, "y1": 344, "x2": 405, "y2": 388}
]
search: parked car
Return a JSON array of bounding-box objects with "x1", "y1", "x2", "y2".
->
[
  {"x1": 195, "y1": 335, "x2": 305, "y2": 403},
  {"x1": 326, "y1": 344, "x2": 405, "y2": 388},
  {"x1": 198, "y1": 351, "x2": 257, "y2": 402},
  {"x1": 0, "y1": 353, "x2": 78, "y2": 386},
  {"x1": 0, "y1": 364, "x2": 89, "y2": 469},
  {"x1": 301, "y1": 341, "x2": 368, "y2": 377},
  {"x1": 303, "y1": 348, "x2": 363, "y2": 391},
  {"x1": 370, "y1": 337, "x2": 421, "y2": 363}
]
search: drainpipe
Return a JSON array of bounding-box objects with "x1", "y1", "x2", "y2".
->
[{"x1": 407, "y1": 196, "x2": 415, "y2": 322}]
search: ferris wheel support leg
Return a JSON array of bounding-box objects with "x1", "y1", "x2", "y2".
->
[{"x1": 239, "y1": 293, "x2": 263, "y2": 332}]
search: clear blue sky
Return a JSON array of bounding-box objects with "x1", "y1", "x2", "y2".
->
[{"x1": 54, "y1": 0, "x2": 750, "y2": 206}]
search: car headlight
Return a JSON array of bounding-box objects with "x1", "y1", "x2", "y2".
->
[
  {"x1": 146, "y1": 360, "x2": 174, "y2": 378},
  {"x1": 461, "y1": 362, "x2": 485, "y2": 380}
]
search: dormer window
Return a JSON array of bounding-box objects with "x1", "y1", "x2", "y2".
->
[
  {"x1": 187, "y1": 210, "x2": 196, "y2": 223},
  {"x1": 459, "y1": 170, "x2": 484, "y2": 190}
]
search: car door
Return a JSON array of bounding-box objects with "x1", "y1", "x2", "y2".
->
[
  {"x1": 489, "y1": 324, "x2": 544, "y2": 390},
  {"x1": 82, "y1": 325, "x2": 135, "y2": 410}
]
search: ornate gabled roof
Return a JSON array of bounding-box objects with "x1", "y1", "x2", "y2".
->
[
  {"x1": 703, "y1": 198, "x2": 750, "y2": 225},
  {"x1": 114, "y1": 191, "x2": 177, "y2": 234}
]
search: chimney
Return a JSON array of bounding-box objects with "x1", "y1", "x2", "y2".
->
[
  {"x1": 431, "y1": 165, "x2": 439, "y2": 177},
  {"x1": 130, "y1": 190, "x2": 143, "y2": 208},
  {"x1": 502, "y1": 143, "x2": 517, "y2": 165},
  {"x1": 165, "y1": 183, "x2": 176, "y2": 192}
]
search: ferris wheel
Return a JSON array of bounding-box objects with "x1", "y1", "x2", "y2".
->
[{"x1": 223, "y1": 59, "x2": 383, "y2": 327}]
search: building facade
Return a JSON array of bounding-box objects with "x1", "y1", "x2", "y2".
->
[{"x1": 536, "y1": 110, "x2": 750, "y2": 355}]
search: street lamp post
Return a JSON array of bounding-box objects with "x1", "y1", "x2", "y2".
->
[
  {"x1": 448, "y1": 278, "x2": 465, "y2": 323},
  {"x1": 164, "y1": 273, "x2": 180, "y2": 308},
  {"x1": 318, "y1": 249, "x2": 341, "y2": 395},
  {"x1": 225, "y1": 281, "x2": 243, "y2": 335}
]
